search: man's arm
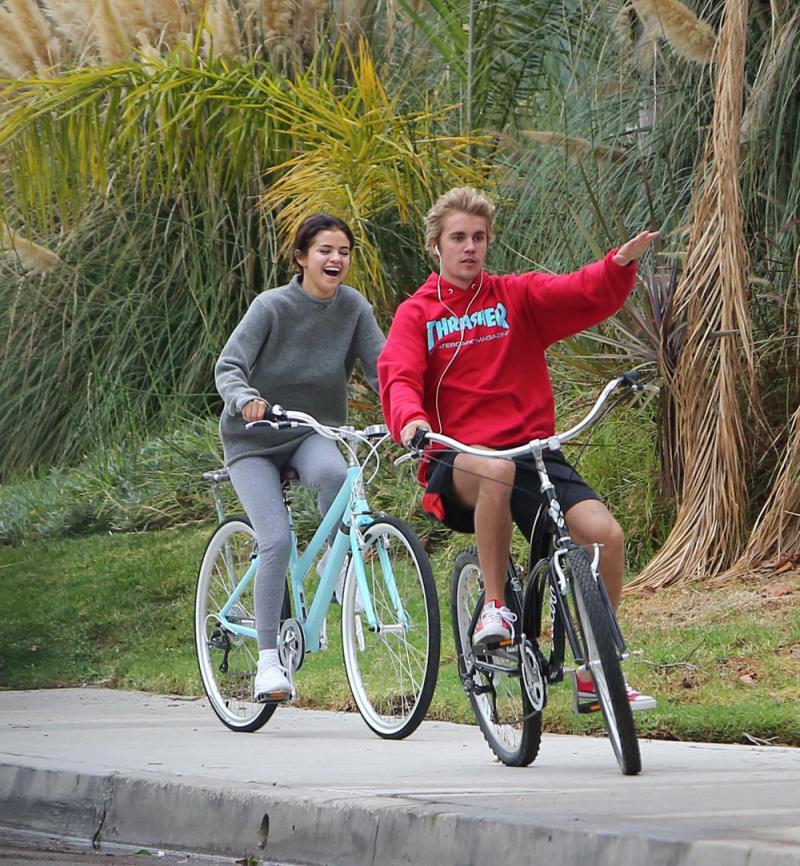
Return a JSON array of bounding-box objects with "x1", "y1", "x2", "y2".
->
[
  {"x1": 378, "y1": 303, "x2": 431, "y2": 444},
  {"x1": 516, "y1": 231, "x2": 659, "y2": 348}
]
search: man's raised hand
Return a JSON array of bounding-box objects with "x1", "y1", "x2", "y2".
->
[{"x1": 613, "y1": 230, "x2": 660, "y2": 267}]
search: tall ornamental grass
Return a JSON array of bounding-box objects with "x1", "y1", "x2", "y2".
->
[{"x1": 0, "y1": 42, "x2": 483, "y2": 479}]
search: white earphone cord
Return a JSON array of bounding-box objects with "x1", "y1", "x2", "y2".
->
[{"x1": 433, "y1": 263, "x2": 484, "y2": 434}]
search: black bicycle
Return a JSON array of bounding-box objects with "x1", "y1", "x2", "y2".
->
[{"x1": 408, "y1": 372, "x2": 650, "y2": 774}]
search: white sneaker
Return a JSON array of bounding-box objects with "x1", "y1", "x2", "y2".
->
[
  {"x1": 318, "y1": 548, "x2": 363, "y2": 612},
  {"x1": 472, "y1": 601, "x2": 517, "y2": 647},
  {"x1": 254, "y1": 662, "x2": 291, "y2": 702},
  {"x1": 576, "y1": 675, "x2": 657, "y2": 712}
]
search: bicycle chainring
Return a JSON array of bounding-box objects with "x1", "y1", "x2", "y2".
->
[{"x1": 520, "y1": 638, "x2": 547, "y2": 712}]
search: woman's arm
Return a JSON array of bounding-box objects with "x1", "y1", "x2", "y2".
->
[
  {"x1": 352, "y1": 304, "x2": 386, "y2": 393},
  {"x1": 214, "y1": 297, "x2": 273, "y2": 417}
]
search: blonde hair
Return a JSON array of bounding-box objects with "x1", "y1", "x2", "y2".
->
[{"x1": 424, "y1": 187, "x2": 495, "y2": 255}]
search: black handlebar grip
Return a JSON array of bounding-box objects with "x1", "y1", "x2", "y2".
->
[
  {"x1": 410, "y1": 427, "x2": 430, "y2": 451},
  {"x1": 621, "y1": 370, "x2": 641, "y2": 387}
]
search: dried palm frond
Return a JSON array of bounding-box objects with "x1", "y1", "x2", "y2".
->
[
  {"x1": 631, "y1": 0, "x2": 717, "y2": 64},
  {"x1": 0, "y1": 228, "x2": 62, "y2": 271},
  {"x1": 522, "y1": 130, "x2": 629, "y2": 164},
  {"x1": 630, "y1": 0, "x2": 752, "y2": 590},
  {"x1": 720, "y1": 405, "x2": 800, "y2": 578}
]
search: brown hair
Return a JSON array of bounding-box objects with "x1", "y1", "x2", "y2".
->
[
  {"x1": 424, "y1": 187, "x2": 495, "y2": 256},
  {"x1": 292, "y1": 213, "x2": 355, "y2": 272}
]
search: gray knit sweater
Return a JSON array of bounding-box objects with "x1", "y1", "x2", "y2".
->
[{"x1": 215, "y1": 276, "x2": 385, "y2": 466}]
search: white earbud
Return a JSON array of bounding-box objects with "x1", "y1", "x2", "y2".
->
[{"x1": 434, "y1": 244, "x2": 440, "y2": 258}]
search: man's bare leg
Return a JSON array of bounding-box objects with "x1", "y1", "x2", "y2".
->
[
  {"x1": 450, "y1": 453, "x2": 515, "y2": 602},
  {"x1": 564, "y1": 498, "x2": 625, "y2": 610}
]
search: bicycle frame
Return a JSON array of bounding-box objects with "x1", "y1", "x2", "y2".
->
[
  {"x1": 412, "y1": 372, "x2": 647, "y2": 675},
  {"x1": 215, "y1": 421, "x2": 406, "y2": 654}
]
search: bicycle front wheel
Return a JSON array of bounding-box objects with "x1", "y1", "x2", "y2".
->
[
  {"x1": 195, "y1": 516, "x2": 288, "y2": 733},
  {"x1": 568, "y1": 548, "x2": 641, "y2": 775},
  {"x1": 451, "y1": 547, "x2": 541, "y2": 767},
  {"x1": 341, "y1": 517, "x2": 440, "y2": 739}
]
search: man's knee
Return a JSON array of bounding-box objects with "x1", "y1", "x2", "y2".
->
[
  {"x1": 568, "y1": 500, "x2": 624, "y2": 548},
  {"x1": 481, "y1": 456, "x2": 515, "y2": 487}
]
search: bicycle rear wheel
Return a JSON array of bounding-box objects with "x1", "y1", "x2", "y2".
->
[
  {"x1": 451, "y1": 547, "x2": 541, "y2": 767},
  {"x1": 567, "y1": 548, "x2": 641, "y2": 775},
  {"x1": 195, "y1": 516, "x2": 289, "y2": 732},
  {"x1": 341, "y1": 517, "x2": 440, "y2": 739}
]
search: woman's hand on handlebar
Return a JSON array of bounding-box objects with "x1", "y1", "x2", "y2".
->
[
  {"x1": 400, "y1": 418, "x2": 431, "y2": 447},
  {"x1": 242, "y1": 399, "x2": 269, "y2": 423}
]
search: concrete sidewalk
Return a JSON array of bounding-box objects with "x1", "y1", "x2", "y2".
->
[{"x1": 1, "y1": 689, "x2": 798, "y2": 866}]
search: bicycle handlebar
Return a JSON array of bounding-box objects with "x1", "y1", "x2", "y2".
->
[
  {"x1": 245, "y1": 405, "x2": 388, "y2": 442},
  {"x1": 397, "y1": 370, "x2": 655, "y2": 464}
]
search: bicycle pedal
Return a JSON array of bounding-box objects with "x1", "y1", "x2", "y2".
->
[
  {"x1": 256, "y1": 690, "x2": 291, "y2": 704},
  {"x1": 568, "y1": 669, "x2": 601, "y2": 715}
]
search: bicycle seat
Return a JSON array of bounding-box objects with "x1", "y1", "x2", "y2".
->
[{"x1": 281, "y1": 466, "x2": 299, "y2": 484}]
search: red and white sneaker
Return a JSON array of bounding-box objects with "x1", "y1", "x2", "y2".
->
[
  {"x1": 577, "y1": 675, "x2": 656, "y2": 711},
  {"x1": 472, "y1": 600, "x2": 517, "y2": 648}
]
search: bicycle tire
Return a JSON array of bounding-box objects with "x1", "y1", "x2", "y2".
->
[
  {"x1": 567, "y1": 548, "x2": 641, "y2": 775},
  {"x1": 451, "y1": 547, "x2": 541, "y2": 767},
  {"x1": 341, "y1": 516, "x2": 440, "y2": 739},
  {"x1": 195, "y1": 516, "x2": 290, "y2": 733}
]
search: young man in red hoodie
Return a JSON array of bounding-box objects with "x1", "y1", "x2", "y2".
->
[{"x1": 378, "y1": 187, "x2": 659, "y2": 710}]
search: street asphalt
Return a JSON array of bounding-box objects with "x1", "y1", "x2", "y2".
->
[{"x1": 1, "y1": 688, "x2": 798, "y2": 866}]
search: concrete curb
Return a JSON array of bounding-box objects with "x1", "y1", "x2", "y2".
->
[{"x1": 3, "y1": 760, "x2": 799, "y2": 866}]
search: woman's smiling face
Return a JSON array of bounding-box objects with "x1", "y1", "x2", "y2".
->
[{"x1": 295, "y1": 229, "x2": 352, "y2": 299}]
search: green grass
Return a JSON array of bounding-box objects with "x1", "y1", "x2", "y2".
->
[{"x1": 2, "y1": 524, "x2": 797, "y2": 746}]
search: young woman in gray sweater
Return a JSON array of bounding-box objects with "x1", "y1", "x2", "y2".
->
[{"x1": 215, "y1": 214, "x2": 385, "y2": 701}]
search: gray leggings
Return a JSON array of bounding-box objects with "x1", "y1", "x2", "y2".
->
[{"x1": 228, "y1": 435, "x2": 347, "y2": 649}]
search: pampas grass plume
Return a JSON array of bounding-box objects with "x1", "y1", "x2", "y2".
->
[
  {"x1": 7, "y1": 0, "x2": 56, "y2": 69},
  {"x1": 261, "y1": 0, "x2": 293, "y2": 39},
  {"x1": 205, "y1": 0, "x2": 241, "y2": 58},
  {"x1": 0, "y1": 8, "x2": 37, "y2": 75},
  {"x1": 632, "y1": 0, "x2": 716, "y2": 64},
  {"x1": 522, "y1": 130, "x2": 628, "y2": 164},
  {"x1": 0, "y1": 229, "x2": 62, "y2": 272},
  {"x1": 94, "y1": 0, "x2": 128, "y2": 63}
]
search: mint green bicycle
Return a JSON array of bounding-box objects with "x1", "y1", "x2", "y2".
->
[{"x1": 195, "y1": 408, "x2": 440, "y2": 739}]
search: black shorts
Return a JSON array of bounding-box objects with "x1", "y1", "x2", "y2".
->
[{"x1": 424, "y1": 448, "x2": 599, "y2": 540}]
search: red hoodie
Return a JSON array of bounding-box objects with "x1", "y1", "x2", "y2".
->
[{"x1": 378, "y1": 250, "x2": 636, "y2": 511}]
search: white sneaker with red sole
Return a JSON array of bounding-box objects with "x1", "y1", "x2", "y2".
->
[
  {"x1": 577, "y1": 676, "x2": 656, "y2": 711},
  {"x1": 472, "y1": 601, "x2": 517, "y2": 648}
]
